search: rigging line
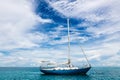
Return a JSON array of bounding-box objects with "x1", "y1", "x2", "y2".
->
[{"x1": 80, "y1": 46, "x2": 91, "y2": 67}]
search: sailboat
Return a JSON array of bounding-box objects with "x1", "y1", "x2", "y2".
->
[{"x1": 40, "y1": 19, "x2": 91, "y2": 75}]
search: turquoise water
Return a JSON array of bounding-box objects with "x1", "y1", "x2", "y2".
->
[{"x1": 0, "y1": 67, "x2": 120, "y2": 80}]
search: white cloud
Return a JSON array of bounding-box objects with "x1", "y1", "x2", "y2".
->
[
  {"x1": 0, "y1": 0, "x2": 51, "y2": 50},
  {"x1": 0, "y1": 48, "x2": 69, "y2": 67},
  {"x1": 0, "y1": 40, "x2": 120, "y2": 67},
  {"x1": 0, "y1": 0, "x2": 120, "y2": 67},
  {"x1": 85, "y1": 41, "x2": 120, "y2": 66},
  {"x1": 47, "y1": 0, "x2": 120, "y2": 22},
  {"x1": 86, "y1": 22, "x2": 120, "y2": 38},
  {"x1": 49, "y1": 25, "x2": 89, "y2": 45}
]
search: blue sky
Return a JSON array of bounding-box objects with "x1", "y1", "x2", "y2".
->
[{"x1": 0, "y1": 0, "x2": 120, "y2": 67}]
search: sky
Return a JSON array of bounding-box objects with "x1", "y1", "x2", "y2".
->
[{"x1": 0, "y1": 0, "x2": 120, "y2": 67}]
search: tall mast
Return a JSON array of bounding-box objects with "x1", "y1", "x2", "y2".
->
[{"x1": 67, "y1": 19, "x2": 71, "y2": 66}]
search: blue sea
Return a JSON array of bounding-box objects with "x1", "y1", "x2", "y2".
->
[{"x1": 0, "y1": 67, "x2": 120, "y2": 80}]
